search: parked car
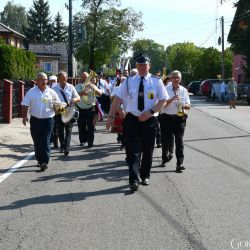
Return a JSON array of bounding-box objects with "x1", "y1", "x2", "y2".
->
[
  {"x1": 187, "y1": 81, "x2": 202, "y2": 95},
  {"x1": 199, "y1": 79, "x2": 226, "y2": 97}
]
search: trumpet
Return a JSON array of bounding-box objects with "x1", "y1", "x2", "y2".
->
[{"x1": 175, "y1": 89, "x2": 185, "y2": 117}]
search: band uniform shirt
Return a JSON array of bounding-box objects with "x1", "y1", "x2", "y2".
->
[
  {"x1": 53, "y1": 82, "x2": 80, "y2": 104},
  {"x1": 21, "y1": 86, "x2": 60, "y2": 119},
  {"x1": 116, "y1": 73, "x2": 168, "y2": 117},
  {"x1": 75, "y1": 82, "x2": 95, "y2": 109},
  {"x1": 111, "y1": 84, "x2": 127, "y2": 111},
  {"x1": 98, "y1": 79, "x2": 109, "y2": 95},
  {"x1": 161, "y1": 85, "x2": 190, "y2": 115}
]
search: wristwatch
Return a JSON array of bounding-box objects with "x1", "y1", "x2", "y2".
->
[{"x1": 149, "y1": 109, "x2": 154, "y2": 115}]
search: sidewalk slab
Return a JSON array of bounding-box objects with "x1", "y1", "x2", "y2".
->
[{"x1": 0, "y1": 118, "x2": 33, "y2": 170}]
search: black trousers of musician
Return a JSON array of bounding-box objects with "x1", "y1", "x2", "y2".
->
[
  {"x1": 50, "y1": 121, "x2": 59, "y2": 147},
  {"x1": 123, "y1": 113, "x2": 157, "y2": 184},
  {"x1": 77, "y1": 106, "x2": 95, "y2": 147},
  {"x1": 30, "y1": 116, "x2": 54, "y2": 164},
  {"x1": 156, "y1": 116, "x2": 161, "y2": 146},
  {"x1": 96, "y1": 94, "x2": 105, "y2": 114},
  {"x1": 55, "y1": 115, "x2": 73, "y2": 151},
  {"x1": 160, "y1": 114, "x2": 187, "y2": 165},
  {"x1": 103, "y1": 95, "x2": 111, "y2": 115}
]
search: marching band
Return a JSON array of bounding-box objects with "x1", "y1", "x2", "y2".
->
[{"x1": 22, "y1": 54, "x2": 191, "y2": 191}]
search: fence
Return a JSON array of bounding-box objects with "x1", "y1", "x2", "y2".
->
[{"x1": 0, "y1": 77, "x2": 81, "y2": 123}]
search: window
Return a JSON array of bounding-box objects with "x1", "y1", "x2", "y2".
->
[{"x1": 44, "y1": 62, "x2": 52, "y2": 73}]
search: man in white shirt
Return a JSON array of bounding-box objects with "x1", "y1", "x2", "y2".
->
[
  {"x1": 160, "y1": 70, "x2": 190, "y2": 172},
  {"x1": 21, "y1": 72, "x2": 60, "y2": 171},
  {"x1": 106, "y1": 54, "x2": 168, "y2": 191},
  {"x1": 53, "y1": 71, "x2": 80, "y2": 156}
]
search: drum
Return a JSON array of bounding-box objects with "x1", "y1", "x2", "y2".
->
[
  {"x1": 113, "y1": 111, "x2": 123, "y2": 134},
  {"x1": 61, "y1": 106, "x2": 79, "y2": 124}
]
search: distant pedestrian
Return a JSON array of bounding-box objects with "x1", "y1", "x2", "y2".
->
[
  {"x1": 228, "y1": 77, "x2": 237, "y2": 109},
  {"x1": 220, "y1": 80, "x2": 227, "y2": 103},
  {"x1": 21, "y1": 72, "x2": 60, "y2": 171}
]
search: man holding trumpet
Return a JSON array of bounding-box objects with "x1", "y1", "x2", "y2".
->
[{"x1": 159, "y1": 70, "x2": 191, "y2": 172}]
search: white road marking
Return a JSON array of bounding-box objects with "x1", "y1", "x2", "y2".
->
[{"x1": 0, "y1": 152, "x2": 35, "y2": 184}]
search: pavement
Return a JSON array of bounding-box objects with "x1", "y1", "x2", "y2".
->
[{"x1": 0, "y1": 96, "x2": 249, "y2": 171}]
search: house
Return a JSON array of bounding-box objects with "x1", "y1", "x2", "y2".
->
[
  {"x1": 0, "y1": 22, "x2": 26, "y2": 48},
  {"x1": 227, "y1": 0, "x2": 250, "y2": 83},
  {"x1": 232, "y1": 54, "x2": 246, "y2": 83},
  {"x1": 28, "y1": 42, "x2": 78, "y2": 76}
]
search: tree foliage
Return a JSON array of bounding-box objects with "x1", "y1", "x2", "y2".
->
[
  {"x1": 131, "y1": 39, "x2": 165, "y2": 74},
  {"x1": 53, "y1": 12, "x2": 67, "y2": 42},
  {"x1": 24, "y1": 0, "x2": 53, "y2": 43},
  {"x1": 0, "y1": 45, "x2": 36, "y2": 80},
  {"x1": 0, "y1": 1, "x2": 28, "y2": 34},
  {"x1": 228, "y1": 0, "x2": 250, "y2": 78},
  {"x1": 76, "y1": 0, "x2": 143, "y2": 70}
]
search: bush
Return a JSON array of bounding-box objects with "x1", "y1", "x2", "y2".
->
[{"x1": 0, "y1": 45, "x2": 36, "y2": 80}]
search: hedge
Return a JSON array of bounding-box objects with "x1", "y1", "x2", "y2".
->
[{"x1": 0, "y1": 45, "x2": 36, "y2": 80}]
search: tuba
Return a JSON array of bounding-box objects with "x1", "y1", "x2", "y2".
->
[{"x1": 82, "y1": 70, "x2": 97, "y2": 105}]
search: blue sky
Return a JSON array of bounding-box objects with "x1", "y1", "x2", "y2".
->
[{"x1": 1, "y1": 0, "x2": 236, "y2": 49}]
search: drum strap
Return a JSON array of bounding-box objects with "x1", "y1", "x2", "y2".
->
[{"x1": 60, "y1": 90, "x2": 70, "y2": 106}]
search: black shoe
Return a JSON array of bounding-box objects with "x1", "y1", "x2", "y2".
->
[
  {"x1": 141, "y1": 178, "x2": 150, "y2": 185},
  {"x1": 54, "y1": 145, "x2": 59, "y2": 149},
  {"x1": 64, "y1": 150, "x2": 69, "y2": 156},
  {"x1": 176, "y1": 164, "x2": 185, "y2": 172},
  {"x1": 160, "y1": 161, "x2": 166, "y2": 167},
  {"x1": 130, "y1": 182, "x2": 139, "y2": 191},
  {"x1": 88, "y1": 143, "x2": 93, "y2": 148},
  {"x1": 156, "y1": 144, "x2": 162, "y2": 148},
  {"x1": 233, "y1": 105, "x2": 236, "y2": 109},
  {"x1": 80, "y1": 143, "x2": 83, "y2": 146},
  {"x1": 40, "y1": 163, "x2": 48, "y2": 171},
  {"x1": 60, "y1": 148, "x2": 64, "y2": 153}
]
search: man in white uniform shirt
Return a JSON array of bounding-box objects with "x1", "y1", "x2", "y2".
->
[
  {"x1": 53, "y1": 71, "x2": 80, "y2": 156},
  {"x1": 106, "y1": 54, "x2": 168, "y2": 191},
  {"x1": 160, "y1": 70, "x2": 190, "y2": 172},
  {"x1": 21, "y1": 72, "x2": 60, "y2": 171}
]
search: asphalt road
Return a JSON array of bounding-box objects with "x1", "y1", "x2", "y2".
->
[{"x1": 0, "y1": 96, "x2": 249, "y2": 250}]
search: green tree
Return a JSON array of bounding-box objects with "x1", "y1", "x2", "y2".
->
[
  {"x1": 131, "y1": 39, "x2": 165, "y2": 74},
  {"x1": 77, "y1": 0, "x2": 143, "y2": 70},
  {"x1": 0, "y1": 1, "x2": 28, "y2": 34},
  {"x1": 228, "y1": 0, "x2": 250, "y2": 79},
  {"x1": 165, "y1": 43, "x2": 201, "y2": 84},
  {"x1": 53, "y1": 12, "x2": 67, "y2": 42},
  {"x1": 24, "y1": 0, "x2": 53, "y2": 43}
]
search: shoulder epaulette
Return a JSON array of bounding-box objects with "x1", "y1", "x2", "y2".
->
[{"x1": 151, "y1": 75, "x2": 160, "y2": 79}]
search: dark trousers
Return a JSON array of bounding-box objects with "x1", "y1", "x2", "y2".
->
[
  {"x1": 160, "y1": 113, "x2": 186, "y2": 165},
  {"x1": 123, "y1": 113, "x2": 157, "y2": 184},
  {"x1": 96, "y1": 94, "x2": 105, "y2": 113},
  {"x1": 55, "y1": 115, "x2": 73, "y2": 151},
  {"x1": 30, "y1": 116, "x2": 54, "y2": 164},
  {"x1": 50, "y1": 120, "x2": 58, "y2": 147},
  {"x1": 104, "y1": 95, "x2": 111, "y2": 114},
  {"x1": 156, "y1": 116, "x2": 161, "y2": 145},
  {"x1": 77, "y1": 106, "x2": 95, "y2": 146}
]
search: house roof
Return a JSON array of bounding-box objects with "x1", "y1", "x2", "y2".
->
[
  {"x1": 0, "y1": 22, "x2": 26, "y2": 39},
  {"x1": 35, "y1": 53, "x2": 61, "y2": 58}
]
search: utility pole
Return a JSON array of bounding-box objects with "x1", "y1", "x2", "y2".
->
[
  {"x1": 221, "y1": 16, "x2": 225, "y2": 79},
  {"x1": 68, "y1": 0, "x2": 73, "y2": 77}
]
